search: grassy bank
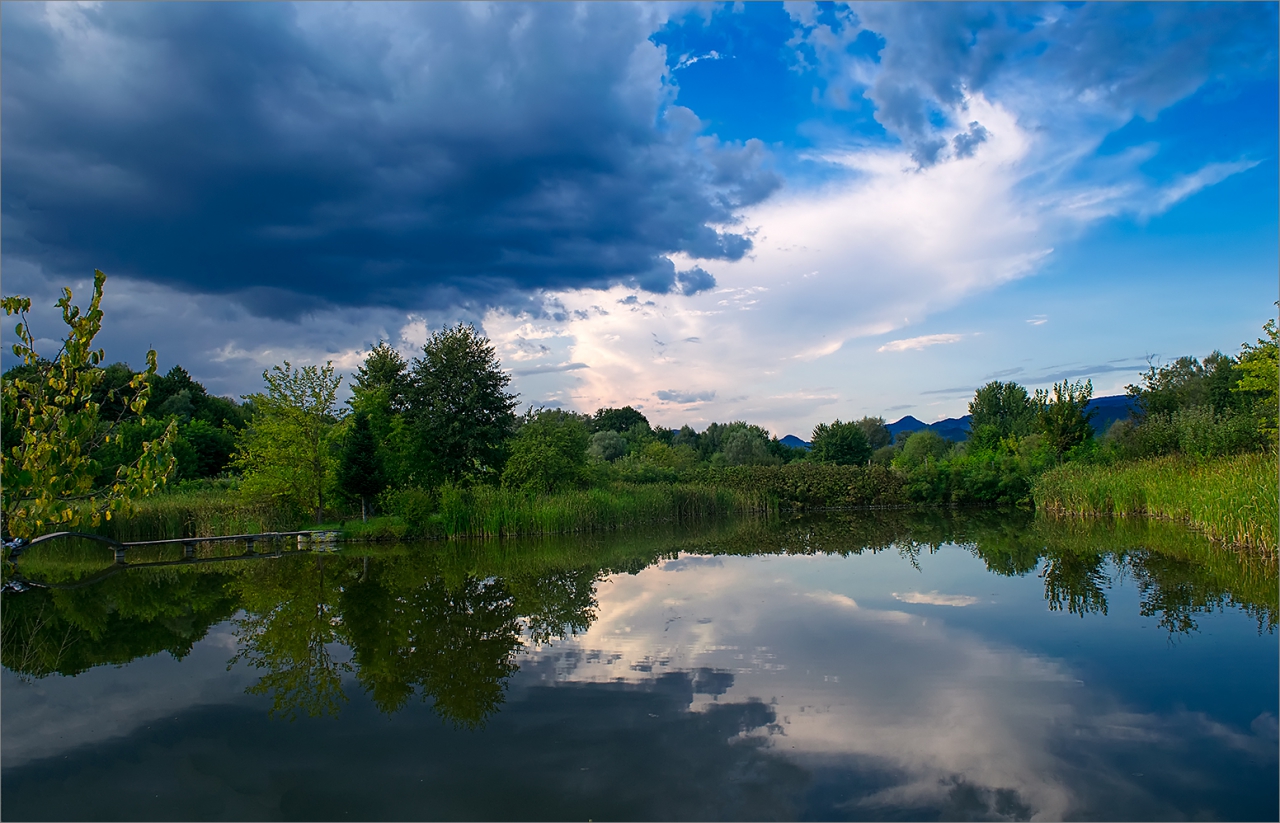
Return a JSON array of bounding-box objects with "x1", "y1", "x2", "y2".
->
[{"x1": 1032, "y1": 451, "x2": 1278, "y2": 554}]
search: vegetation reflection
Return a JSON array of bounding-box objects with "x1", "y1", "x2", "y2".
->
[{"x1": 4, "y1": 511, "x2": 1275, "y2": 727}]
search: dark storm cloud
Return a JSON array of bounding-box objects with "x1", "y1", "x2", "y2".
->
[{"x1": 1, "y1": 2, "x2": 779, "y2": 316}]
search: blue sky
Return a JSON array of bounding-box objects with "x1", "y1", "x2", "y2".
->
[{"x1": 3, "y1": 2, "x2": 1276, "y2": 435}]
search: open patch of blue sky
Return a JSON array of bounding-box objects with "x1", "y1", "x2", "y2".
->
[{"x1": 652, "y1": 2, "x2": 889, "y2": 152}]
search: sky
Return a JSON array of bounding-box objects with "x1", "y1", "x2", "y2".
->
[{"x1": 3, "y1": 1, "x2": 1277, "y2": 436}]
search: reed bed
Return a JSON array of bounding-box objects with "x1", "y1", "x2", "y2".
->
[
  {"x1": 1032, "y1": 451, "x2": 1278, "y2": 554},
  {"x1": 93, "y1": 489, "x2": 303, "y2": 542},
  {"x1": 433, "y1": 482, "x2": 774, "y2": 539}
]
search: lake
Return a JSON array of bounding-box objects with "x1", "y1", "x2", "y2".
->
[{"x1": 2, "y1": 511, "x2": 1276, "y2": 821}]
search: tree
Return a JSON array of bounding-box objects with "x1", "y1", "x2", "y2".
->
[
  {"x1": 337, "y1": 412, "x2": 385, "y2": 521},
  {"x1": 235, "y1": 361, "x2": 342, "y2": 523},
  {"x1": 968, "y1": 381, "x2": 1037, "y2": 448},
  {"x1": 405, "y1": 324, "x2": 518, "y2": 484},
  {"x1": 1037, "y1": 379, "x2": 1096, "y2": 457},
  {"x1": 1235, "y1": 313, "x2": 1278, "y2": 442},
  {"x1": 894, "y1": 429, "x2": 952, "y2": 469},
  {"x1": 810, "y1": 419, "x2": 872, "y2": 465},
  {"x1": 353, "y1": 341, "x2": 410, "y2": 414},
  {"x1": 502, "y1": 408, "x2": 590, "y2": 493},
  {"x1": 591, "y1": 405, "x2": 649, "y2": 434},
  {"x1": 588, "y1": 430, "x2": 627, "y2": 461},
  {"x1": 854, "y1": 416, "x2": 892, "y2": 451},
  {"x1": 720, "y1": 427, "x2": 777, "y2": 466},
  {"x1": 1, "y1": 270, "x2": 175, "y2": 538}
]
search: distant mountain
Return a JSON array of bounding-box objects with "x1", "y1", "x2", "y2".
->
[
  {"x1": 885, "y1": 394, "x2": 1139, "y2": 443},
  {"x1": 885, "y1": 416, "x2": 928, "y2": 440},
  {"x1": 779, "y1": 434, "x2": 811, "y2": 450}
]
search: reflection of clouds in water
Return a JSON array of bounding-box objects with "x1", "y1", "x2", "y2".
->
[
  {"x1": 528, "y1": 554, "x2": 1275, "y2": 820},
  {"x1": 893, "y1": 590, "x2": 981, "y2": 607},
  {"x1": 0, "y1": 627, "x2": 258, "y2": 767}
]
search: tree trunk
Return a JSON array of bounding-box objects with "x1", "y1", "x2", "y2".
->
[{"x1": 361, "y1": 496, "x2": 368, "y2": 522}]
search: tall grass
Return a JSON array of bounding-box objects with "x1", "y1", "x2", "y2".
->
[
  {"x1": 93, "y1": 489, "x2": 304, "y2": 542},
  {"x1": 431, "y1": 482, "x2": 773, "y2": 539},
  {"x1": 1033, "y1": 451, "x2": 1278, "y2": 554}
]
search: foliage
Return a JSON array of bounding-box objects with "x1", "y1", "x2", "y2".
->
[
  {"x1": 1037, "y1": 379, "x2": 1096, "y2": 457},
  {"x1": 502, "y1": 408, "x2": 591, "y2": 494},
  {"x1": 1100, "y1": 405, "x2": 1262, "y2": 460},
  {"x1": 968, "y1": 381, "x2": 1038, "y2": 448},
  {"x1": 405, "y1": 323, "x2": 518, "y2": 485},
  {"x1": 1, "y1": 270, "x2": 176, "y2": 538},
  {"x1": 854, "y1": 416, "x2": 892, "y2": 450},
  {"x1": 235, "y1": 361, "x2": 342, "y2": 523},
  {"x1": 719, "y1": 426, "x2": 779, "y2": 467},
  {"x1": 810, "y1": 419, "x2": 872, "y2": 466},
  {"x1": 893, "y1": 429, "x2": 952, "y2": 469},
  {"x1": 1034, "y1": 451, "x2": 1278, "y2": 552},
  {"x1": 1234, "y1": 313, "x2": 1278, "y2": 441},
  {"x1": 697, "y1": 463, "x2": 906, "y2": 508},
  {"x1": 590, "y1": 405, "x2": 649, "y2": 434},
  {"x1": 337, "y1": 411, "x2": 386, "y2": 520},
  {"x1": 1128, "y1": 351, "x2": 1243, "y2": 417},
  {"x1": 588, "y1": 429, "x2": 627, "y2": 461}
]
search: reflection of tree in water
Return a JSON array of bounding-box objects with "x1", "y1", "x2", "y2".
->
[
  {"x1": 229, "y1": 555, "x2": 352, "y2": 720},
  {"x1": 341, "y1": 570, "x2": 522, "y2": 726},
  {"x1": 227, "y1": 553, "x2": 600, "y2": 726},
  {"x1": 1, "y1": 568, "x2": 240, "y2": 679},
  {"x1": 1041, "y1": 551, "x2": 1112, "y2": 617}
]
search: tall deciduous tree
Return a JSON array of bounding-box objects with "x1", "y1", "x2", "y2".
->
[
  {"x1": 968, "y1": 381, "x2": 1038, "y2": 448},
  {"x1": 810, "y1": 420, "x2": 872, "y2": 466},
  {"x1": 854, "y1": 416, "x2": 892, "y2": 450},
  {"x1": 502, "y1": 408, "x2": 590, "y2": 493},
  {"x1": 1235, "y1": 314, "x2": 1278, "y2": 442},
  {"x1": 1037, "y1": 379, "x2": 1096, "y2": 457},
  {"x1": 235, "y1": 361, "x2": 342, "y2": 523},
  {"x1": 1, "y1": 270, "x2": 175, "y2": 538},
  {"x1": 405, "y1": 324, "x2": 517, "y2": 484}
]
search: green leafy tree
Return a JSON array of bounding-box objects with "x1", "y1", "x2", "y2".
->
[
  {"x1": 235, "y1": 361, "x2": 342, "y2": 523},
  {"x1": 337, "y1": 412, "x2": 385, "y2": 521},
  {"x1": 968, "y1": 381, "x2": 1038, "y2": 449},
  {"x1": 588, "y1": 429, "x2": 627, "y2": 461},
  {"x1": 349, "y1": 342, "x2": 412, "y2": 487},
  {"x1": 1235, "y1": 314, "x2": 1278, "y2": 442},
  {"x1": 405, "y1": 324, "x2": 518, "y2": 484},
  {"x1": 893, "y1": 429, "x2": 952, "y2": 469},
  {"x1": 1037, "y1": 379, "x2": 1096, "y2": 457},
  {"x1": 502, "y1": 408, "x2": 590, "y2": 493},
  {"x1": 591, "y1": 405, "x2": 649, "y2": 434},
  {"x1": 854, "y1": 416, "x2": 892, "y2": 450},
  {"x1": 1, "y1": 271, "x2": 175, "y2": 538},
  {"x1": 720, "y1": 427, "x2": 778, "y2": 466},
  {"x1": 810, "y1": 419, "x2": 872, "y2": 466}
]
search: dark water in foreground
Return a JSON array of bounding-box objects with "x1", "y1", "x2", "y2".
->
[{"x1": 2, "y1": 511, "x2": 1277, "y2": 821}]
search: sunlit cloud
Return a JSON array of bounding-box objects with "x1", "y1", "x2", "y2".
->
[
  {"x1": 893, "y1": 591, "x2": 981, "y2": 607},
  {"x1": 878, "y1": 334, "x2": 968, "y2": 353}
]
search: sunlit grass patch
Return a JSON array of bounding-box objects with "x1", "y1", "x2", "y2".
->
[{"x1": 1033, "y1": 452, "x2": 1278, "y2": 554}]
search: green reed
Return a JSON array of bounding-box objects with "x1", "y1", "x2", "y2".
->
[
  {"x1": 92, "y1": 489, "x2": 303, "y2": 542},
  {"x1": 1032, "y1": 451, "x2": 1278, "y2": 554},
  {"x1": 431, "y1": 482, "x2": 774, "y2": 539}
]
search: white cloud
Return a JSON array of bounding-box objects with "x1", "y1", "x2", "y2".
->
[
  {"x1": 878, "y1": 334, "x2": 967, "y2": 353},
  {"x1": 893, "y1": 591, "x2": 981, "y2": 607}
]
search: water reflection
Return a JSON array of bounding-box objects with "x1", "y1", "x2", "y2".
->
[
  {"x1": 2, "y1": 512, "x2": 1277, "y2": 820},
  {"x1": 4, "y1": 511, "x2": 1275, "y2": 726}
]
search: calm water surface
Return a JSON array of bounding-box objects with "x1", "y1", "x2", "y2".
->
[{"x1": 2, "y1": 511, "x2": 1276, "y2": 821}]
